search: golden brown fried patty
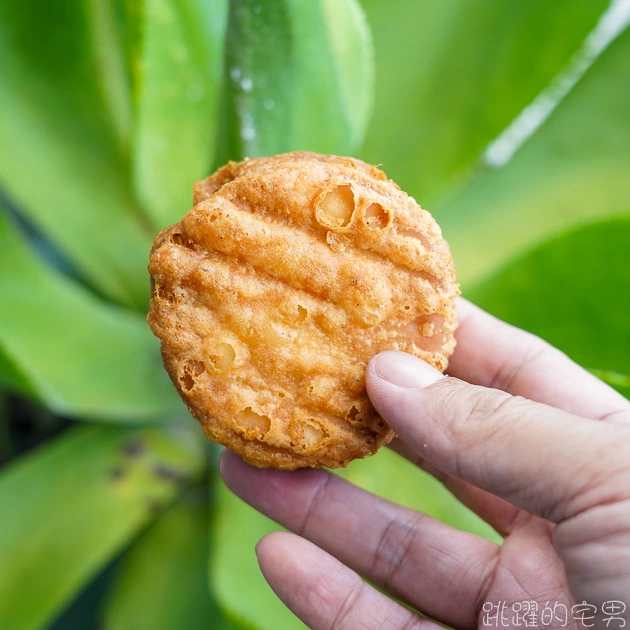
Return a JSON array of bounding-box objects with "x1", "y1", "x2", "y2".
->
[{"x1": 148, "y1": 152, "x2": 459, "y2": 469}]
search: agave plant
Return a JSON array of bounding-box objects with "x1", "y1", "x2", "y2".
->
[{"x1": 0, "y1": 0, "x2": 628, "y2": 627}]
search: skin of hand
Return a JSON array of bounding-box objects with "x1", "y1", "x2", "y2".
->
[{"x1": 220, "y1": 298, "x2": 630, "y2": 629}]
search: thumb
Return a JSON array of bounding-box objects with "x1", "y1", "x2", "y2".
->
[{"x1": 366, "y1": 351, "x2": 627, "y2": 523}]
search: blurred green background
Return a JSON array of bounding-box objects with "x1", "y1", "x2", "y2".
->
[{"x1": 1, "y1": 0, "x2": 629, "y2": 628}]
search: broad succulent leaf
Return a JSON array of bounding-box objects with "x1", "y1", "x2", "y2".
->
[
  {"x1": 133, "y1": 0, "x2": 228, "y2": 230},
  {"x1": 0, "y1": 425, "x2": 205, "y2": 630},
  {"x1": 103, "y1": 487, "x2": 240, "y2": 630},
  {"x1": 0, "y1": 207, "x2": 181, "y2": 421},
  {"x1": 359, "y1": 0, "x2": 609, "y2": 204},
  {"x1": 216, "y1": 0, "x2": 374, "y2": 162},
  {"x1": 438, "y1": 26, "x2": 630, "y2": 286},
  {"x1": 0, "y1": 0, "x2": 152, "y2": 308},
  {"x1": 468, "y1": 215, "x2": 630, "y2": 400}
]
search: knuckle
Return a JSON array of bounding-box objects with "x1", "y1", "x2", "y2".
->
[
  {"x1": 488, "y1": 335, "x2": 552, "y2": 392},
  {"x1": 444, "y1": 381, "x2": 519, "y2": 445},
  {"x1": 368, "y1": 512, "x2": 424, "y2": 592},
  {"x1": 557, "y1": 439, "x2": 630, "y2": 521},
  {"x1": 298, "y1": 473, "x2": 333, "y2": 536},
  {"x1": 326, "y1": 575, "x2": 364, "y2": 629},
  {"x1": 439, "y1": 383, "x2": 534, "y2": 487}
]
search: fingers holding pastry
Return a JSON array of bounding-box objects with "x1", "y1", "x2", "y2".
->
[{"x1": 220, "y1": 449, "x2": 499, "y2": 629}]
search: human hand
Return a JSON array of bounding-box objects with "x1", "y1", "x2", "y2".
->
[{"x1": 220, "y1": 299, "x2": 630, "y2": 629}]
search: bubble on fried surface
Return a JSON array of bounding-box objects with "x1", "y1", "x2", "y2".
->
[
  {"x1": 363, "y1": 203, "x2": 392, "y2": 229},
  {"x1": 208, "y1": 342, "x2": 235, "y2": 371},
  {"x1": 236, "y1": 407, "x2": 271, "y2": 438},
  {"x1": 292, "y1": 305, "x2": 308, "y2": 323},
  {"x1": 148, "y1": 151, "x2": 459, "y2": 470},
  {"x1": 151, "y1": 277, "x2": 176, "y2": 303},
  {"x1": 399, "y1": 226, "x2": 432, "y2": 251},
  {"x1": 346, "y1": 405, "x2": 361, "y2": 423},
  {"x1": 355, "y1": 295, "x2": 387, "y2": 326},
  {"x1": 303, "y1": 422, "x2": 326, "y2": 449},
  {"x1": 179, "y1": 360, "x2": 205, "y2": 392},
  {"x1": 156, "y1": 286, "x2": 175, "y2": 302},
  {"x1": 316, "y1": 184, "x2": 355, "y2": 229},
  {"x1": 405, "y1": 314, "x2": 448, "y2": 353},
  {"x1": 170, "y1": 231, "x2": 196, "y2": 250},
  {"x1": 326, "y1": 231, "x2": 350, "y2": 253}
]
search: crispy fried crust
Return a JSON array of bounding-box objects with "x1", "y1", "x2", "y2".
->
[{"x1": 148, "y1": 152, "x2": 459, "y2": 469}]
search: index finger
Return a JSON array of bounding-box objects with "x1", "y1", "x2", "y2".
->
[{"x1": 450, "y1": 298, "x2": 630, "y2": 421}]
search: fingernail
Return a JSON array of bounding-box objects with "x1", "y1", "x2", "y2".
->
[
  {"x1": 254, "y1": 535, "x2": 269, "y2": 560},
  {"x1": 218, "y1": 448, "x2": 229, "y2": 476},
  {"x1": 372, "y1": 350, "x2": 445, "y2": 388}
]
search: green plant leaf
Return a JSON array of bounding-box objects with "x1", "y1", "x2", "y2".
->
[
  {"x1": 289, "y1": 0, "x2": 374, "y2": 152},
  {"x1": 86, "y1": 0, "x2": 135, "y2": 156},
  {"x1": 217, "y1": 0, "x2": 373, "y2": 162},
  {"x1": 359, "y1": 0, "x2": 608, "y2": 203},
  {"x1": 468, "y1": 215, "x2": 630, "y2": 400},
  {"x1": 0, "y1": 0, "x2": 152, "y2": 308},
  {"x1": 438, "y1": 26, "x2": 630, "y2": 287},
  {"x1": 0, "y1": 346, "x2": 34, "y2": 398},
  {"x1": 0, "y1": 208, "x2": 181, "y2": 421},
  {"x1": 103, "y1": 486, "x2": 238, "y2": 630},
  {"x1": 210, "y1": 448, "x2": 498, "y2": 630},
  {"x1": 0, "y1": 424, "x2": 205, "y2": 630},
  {"x1": 47, "y1": 557, "x2": 121, "y2": 630},
  {"x1": 133, "y1": 0, "x2": 228, "y2": 230}
]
